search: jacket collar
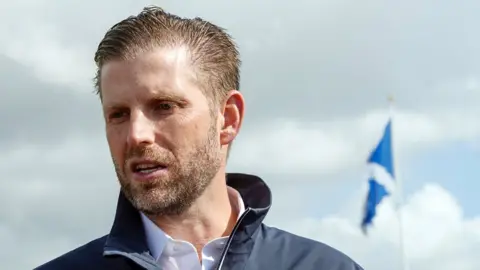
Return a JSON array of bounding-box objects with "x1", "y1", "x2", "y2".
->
[{"x1": 103, "y1": 173, "x2": 272, "y2": 258}]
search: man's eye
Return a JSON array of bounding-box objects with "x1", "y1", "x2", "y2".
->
[
  {"x1": 109, "y1": 111, "x2": 127, "y2": 119},
  {"x1": 155, "y1": 102, "x2": 175, "y2": 111}
]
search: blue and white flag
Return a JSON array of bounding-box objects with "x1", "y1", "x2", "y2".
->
[{"x1": 361, "y1": 119, "x2": 396, "y2": 234}]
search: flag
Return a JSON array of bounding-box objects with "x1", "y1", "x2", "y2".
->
[{"x1": 361, "y1": 119, "x2": 395, "y2": 234}]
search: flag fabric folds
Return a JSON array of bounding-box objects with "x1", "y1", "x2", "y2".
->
[{"x1": 361, "y1": 119, "x2": 395, "y2": 234}]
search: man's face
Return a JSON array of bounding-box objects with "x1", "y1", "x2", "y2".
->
[{"x1": 100, "y1": 47, "x2": 223, "y2": 216}]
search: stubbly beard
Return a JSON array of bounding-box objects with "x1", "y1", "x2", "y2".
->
[{"x1": 113, "y1": 123, "x2": 222, "y2": 216}]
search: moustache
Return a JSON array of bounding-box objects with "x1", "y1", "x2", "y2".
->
[{"x1": 124, "y1": 145, "x2": 174, "y2": 166}]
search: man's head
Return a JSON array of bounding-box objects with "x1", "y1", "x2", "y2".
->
[{"x1": 94, "y1": 6, "x2": 245, "y2": 216}]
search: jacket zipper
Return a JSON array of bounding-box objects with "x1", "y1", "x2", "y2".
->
[{"x1": 215, "y1": 207, "x2": 252, "y2": 270}]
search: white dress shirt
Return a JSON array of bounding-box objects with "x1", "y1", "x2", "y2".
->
[{"x1": 140, "y1": 187, "x2": 245, "y2": 270}]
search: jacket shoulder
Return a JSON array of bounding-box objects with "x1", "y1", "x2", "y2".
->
[
  {"x1": 257, "y1": 224, "x2": 364, "y2": 270},
  {"x1": 34, "y1": 235, "x2": 108, "y2": 270}
]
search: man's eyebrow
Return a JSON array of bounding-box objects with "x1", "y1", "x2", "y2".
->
[
  {"x1": 150, "y1": 92, "x2": 189, "y2": 104},
  {"x1": 103, "y1": 93, "x2": 189, "y2": 111},
  {"x1": 103, "y1": 104, "x2": 128, "y2": 112}
]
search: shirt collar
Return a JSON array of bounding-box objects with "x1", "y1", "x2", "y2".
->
[{"x1": 140, "y1": 186, "x2": 245, "y2": 260}]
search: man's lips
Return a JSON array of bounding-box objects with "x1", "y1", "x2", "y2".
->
[
  {"x1": 128, "y1": 159, "x2": 168, "y2": 181},
  {"x1": 129, "y1": 159, "x2": 167, "y2": 173}
]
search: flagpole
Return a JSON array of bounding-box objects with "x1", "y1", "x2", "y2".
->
[{"x1": 388, "y1": 95, "x2": 408, "y2": 270}]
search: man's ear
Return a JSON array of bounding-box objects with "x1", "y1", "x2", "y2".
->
[{"x1": 219, "y1": 90, "x2": 245, "y2": 147}]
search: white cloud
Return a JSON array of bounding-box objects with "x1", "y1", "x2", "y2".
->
[
  {"x1": 279, "y1": 184, "x2": 480, "y2": 270},
  {"x1": 0, "y1": 22, "x2": 94, "y2": 90},
  {"x1": 8, "y1": 35, "x2": 91, "y2": 88},
  {"x1": 0, "y1": 4, "x2": 85, "y2": 88},
  {"x1": 0, "y1": 0, "x2": 145, "y2": 91},
  {"x1": 230, "y1": 107, "x2": 480, "y2": 175}
]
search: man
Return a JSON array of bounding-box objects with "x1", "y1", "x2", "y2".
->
[{"x1": 36, "y1": 6, "x2": 363, "y2": 270}]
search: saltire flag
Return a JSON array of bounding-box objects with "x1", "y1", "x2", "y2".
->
[{"x1": 361, "y1": 119, "x2": 396, "y2": 234}]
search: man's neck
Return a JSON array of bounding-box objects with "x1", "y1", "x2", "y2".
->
[{"x1": 146, "y1": 170, "x2": 238, "y2": 252}]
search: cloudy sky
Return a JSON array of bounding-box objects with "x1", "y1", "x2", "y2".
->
[{"x1": 1, "y1": 1, "x2": 479, "y2": 269}]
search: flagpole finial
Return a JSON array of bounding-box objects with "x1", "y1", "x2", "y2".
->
[{"x1": 387, "y1": 94, "x2": 394, "y2": 104}]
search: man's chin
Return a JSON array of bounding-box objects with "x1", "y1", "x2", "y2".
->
[
  {"x1": 131, "y1": 195, "x2": 185, "y2": 216},
  {"x1": 130, "y1": 183, "x2": 165, "y2": 197},
  {"x1": 129, "y1": 191, "x2": 168, "y2": 211}
]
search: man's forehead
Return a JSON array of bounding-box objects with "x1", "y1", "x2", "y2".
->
[
  {"x1": 103, "y1": 46, "x2": 198, "y2": 83},
  {"x1": 157, "y1": 45, "x2": 192, "y2": 67},
  {"x1": 99, "y1": 47, "x2": 206, "y2": 108}
]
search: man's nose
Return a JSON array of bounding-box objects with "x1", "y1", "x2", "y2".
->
[{"x1": 127, "y1": 112, "x2": 156, "y2": 146}]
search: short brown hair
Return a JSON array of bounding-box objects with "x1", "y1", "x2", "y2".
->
[{"x1": 93, "y1": 6, "x2": 241, "y2": 107}]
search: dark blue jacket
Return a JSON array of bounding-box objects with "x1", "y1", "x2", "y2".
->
[{"x1": 35, "y1": 173, "x2": 364, "y2": 270}]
